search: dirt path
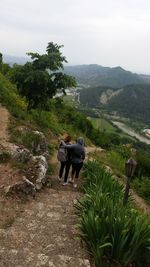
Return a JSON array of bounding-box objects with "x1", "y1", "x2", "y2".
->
[{"x1": 0, "y1": 184, "x2": 91, "y2": 266}]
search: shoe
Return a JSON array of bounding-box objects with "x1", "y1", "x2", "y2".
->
[
  {"x1": 73, "y1": 184, "x2": 77, "y2": 188},
  {"x1": 63, "y1": 182, "x2": 68, "y2": 186}
]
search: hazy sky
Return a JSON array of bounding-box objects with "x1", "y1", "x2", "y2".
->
[{"x1": 0, "y1": 0, "x2": 150, "y2": 73}]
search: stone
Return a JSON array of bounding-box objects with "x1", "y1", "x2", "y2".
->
[
  {"x1": 4, "y1": 176, "x2": 36, "y2": 197},
  {"x1": 32, "y1": 155, "x2": 48, "y2": 190},
  {"x1": 13, "y1": 147, "x2": 32, "y2": 163}
]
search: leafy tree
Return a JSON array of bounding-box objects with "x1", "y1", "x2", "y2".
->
[
  {"x1": 0, "y1": 53, "x2": 2, "y2": 64},
  {"x1": 9, "y1": 42, "x2": 76, "y2": 108},
  {"x1": 0, "y1": 52, "x2": 3, "y2": 71}
]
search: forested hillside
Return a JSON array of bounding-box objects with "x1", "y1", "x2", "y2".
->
[
  {"x1": 64, "y1": 64, "x2": 145, "y2": 87},
  {"x1": 79, "y1": 84, "x2": 150, "y2": 123}
]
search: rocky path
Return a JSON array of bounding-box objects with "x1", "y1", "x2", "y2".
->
[{"x1": 0, "y1": 184, "x2": 91, "y2": 267}]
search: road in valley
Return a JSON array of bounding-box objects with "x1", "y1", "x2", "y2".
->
[{"x1": 112, "y1": 121, "x2": 150, "y2": 145}]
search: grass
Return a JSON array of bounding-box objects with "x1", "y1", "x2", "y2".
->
[
  {"x1": 0, "y1": 72, "x2": 27, "y2": 118},
  {"x1": 87, "y1": 117, "x2": 116, "y2": 133},
  {"x1": 76, "y1": 161, "x2": 150, "y2": 267},
  {"x1": 91, "y1": 148, "x2": 126, "y2": 177},
  {"x1": 88, "y1": 116, "x2": 134, "y2": 141},
  {"x1": 132, "y1": 177, "x2": 150, "y2": 203},
  {"x1": 62, "y1": 94, "x2": 77, "y2": 107},
  {"x1": 0, "y1": 151, "x2": 11, "y2": 163}
]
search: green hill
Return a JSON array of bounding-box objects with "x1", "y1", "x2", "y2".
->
[
  {"x1": 79, "y1": 84, "x2": 150, "y2": 123},
  {"x1": 64, "y1": 64, "x2": 145, "y2": 87},
  {"x1": 0, "y1": 72, "x2": 27, "y2": 117}
]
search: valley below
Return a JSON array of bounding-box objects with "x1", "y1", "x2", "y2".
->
[{"x1": 112, "y1": 121, "x2": 150, "y2": 145}]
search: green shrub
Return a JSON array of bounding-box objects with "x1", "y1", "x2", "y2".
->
[
  {"x1": 76, "y1": 161, "x2": 150, "y2": 266},
  {"x1": 132, "y1": 177, "x2": 150, "y2": 203},
  {"x1": 30, "y1": 109, "x2": 61, "y2": 134},
  {"x1": 0, "y1": 73, "x2": 27, "y2": 118},
  {"x1": 0, "y1": 151, "x2": 11, "y2": 162},
  {"x1": 107, "y1": 150, "x2": 125, "y2": 174}
]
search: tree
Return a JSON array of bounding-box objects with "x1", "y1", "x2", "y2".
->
[
  {"x1": 0, "y1": 53, "x2": 2, "y2": 64},
  {"x1": 0, "y1": 52, "x2": 11, "y2": 74},
  {"x1": 0, "y1": 53, "x2": 3, "y2": 71},
  {"x1": 9, "y1": 42, "x2": 76, "y2": 108}
]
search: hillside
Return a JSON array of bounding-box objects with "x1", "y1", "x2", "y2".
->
[
  {"x1": 140, "y1": 74, "x2": 150, "y2": 84},
  {"x1": 79, "y1": 84, "x2": 150, "y2": 123},
  {"x1": 1, "y1": 67, "x2": 150, "y2": 266},
  {"x1": 64, "y1": 64, "x2": 145, "y2": 87}
]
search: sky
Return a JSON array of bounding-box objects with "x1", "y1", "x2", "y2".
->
[{"x1": 0, "y1": 0, "x2": 150, "y2": 73}]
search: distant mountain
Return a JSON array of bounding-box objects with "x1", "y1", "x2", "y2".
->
[
  {"x1": 140, "y1": 74, "x2": 150, "y2": 84},
  {"x1": 79, "y1": 84, "x2": 150, "y2": 123},
  {"x1": 3, "y1": 54, "x2": 29, "y2": 66},
  {"x1": 64, "y1": 64, "x2": 145, "y2": 88}
]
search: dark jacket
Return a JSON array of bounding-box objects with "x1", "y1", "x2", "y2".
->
[{"x1": 61, "y1": 138, "x2": 85, "y2": 164}]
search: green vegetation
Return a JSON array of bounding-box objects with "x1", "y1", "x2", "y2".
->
[
  {"x1": 1, "y1": 42, "x2": 150, "y2": 266},
  {"x1": 76, "y1": 161, "x2": 150, "y2": 266},
  {"x1": 79, "y1": 84, "x2": 150, "y2": 124},
  {"x1": 87, "y1": 117, "x2": 116, "y2": 132},
  {"x1": 132, "y1": 177, "x2": 150, "y2": 203},
  {"x1": 0, "y1": 72, "x2": 27, "y2": 118},
  {"x1": 7, "y1": 42, "x2": 76, "y2": 109},
  {"x1": 107, "y1": 84, "x2": 150, "y2": 124},
  {"x1": 64, "y1": 64, "x2": 143, "y2": 87},
  {"x1": 0, "y1": 68, "x2": 122, "y2": 149},
  {"x1": 0, "y1": 151, "x2": 11, "y2": 163}
]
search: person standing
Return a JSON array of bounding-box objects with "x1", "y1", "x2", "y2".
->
[
  {"x1": 57, "y1": 135, "x2": 72, "y2": 185},
  {"x1": 61, "y1": 137, "x2": 85, "y2": 188}
]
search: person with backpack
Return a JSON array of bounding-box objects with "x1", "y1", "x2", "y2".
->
[
  {"x1": 57, "y1": 135, "x2": 72, "y2": 185},
  {"x1": 61, "y1": 137, "x2": 85, "y2": 188}
]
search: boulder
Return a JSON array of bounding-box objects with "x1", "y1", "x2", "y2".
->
[
  {"x1": 4, "y1": 176, "x2": 36, "y2": 197},
  {"x1": 31, "y1": 155, "x2": 48, "y2": 190}
]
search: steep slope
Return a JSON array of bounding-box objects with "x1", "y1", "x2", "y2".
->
[
  {"x1": 106, "y1": 84, "x2": 150, "y2": 122},
  {"x1": 0, "y1": 72, "x2": 27, "y2": 117},
  {"x1": 64, "y1": 64, "x2": 144, "y2": 87},
  {"x1": 0, "y1": 105, "x2": 91, "y2": 267},
  {"x1": 79, "y1": 84, "x2": 150, "y2": 122}
]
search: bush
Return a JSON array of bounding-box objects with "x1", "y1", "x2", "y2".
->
[
  {"x1": 0, "y1": 151, "x2": 11, "y2": 162},
  {"x1": 0, "y1": 72, "x2": 27, "y2": 118},
  {"x1": 132, "y1": 177, "x2": 150, "y2": 203},
  {"x1": 76, "y1": 161, "x2": 150, "y2": 266}
]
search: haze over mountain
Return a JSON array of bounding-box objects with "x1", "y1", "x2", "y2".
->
[
  {"x1": 64, "y1": 64, "x2": 147, "y2": 88},
  {"x1": 3, "y1": 55, "x2": 150, "y2": 88},
  {"x1": 3, "y1": 54, "x2": 30, "y2": 66}
]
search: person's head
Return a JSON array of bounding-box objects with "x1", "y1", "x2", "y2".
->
[
  {"x1": 64, "y1": 135, "x2": 71, "y2": 143},
  {"x1": 76, "y1": 137, "x2": 84, "y2": 146}
]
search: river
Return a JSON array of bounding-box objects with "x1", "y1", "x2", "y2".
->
[{"x1": 112, "y1": 121, "x2": 150, "y2": 145}]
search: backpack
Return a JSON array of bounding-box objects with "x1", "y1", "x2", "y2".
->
[{"x1": 57, "y1": 145, "x2": 68, "y2": 162}]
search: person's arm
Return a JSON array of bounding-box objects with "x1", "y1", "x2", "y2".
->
[
  {"x1": 81, "y1": 148, "x2": 85, "y2": 160},
  {"x1": 61, "y1": 140, "x2": 76, "y2": 149}
]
